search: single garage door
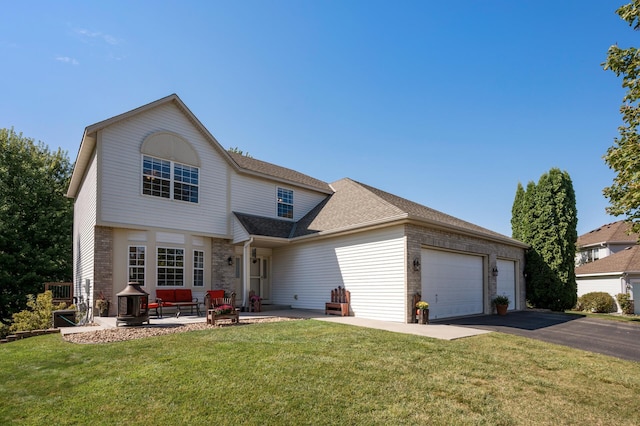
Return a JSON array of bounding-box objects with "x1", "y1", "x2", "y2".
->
[
  {"x1": 496, "y1": 259, "x2": 516, "y2": 311},
  {"x1": 421, "y1": 248, "x2": 484, "y2": 319}
]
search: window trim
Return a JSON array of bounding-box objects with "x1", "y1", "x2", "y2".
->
[
  {"x1": 193, "y1": 249, "x2": 204, "y2": 287},
  {"x1": 156, "y1": 247, "x2": 185, "y2": 287},
  {"x1": 128, "y1": 245, "x2": 146, "y2": 286},
  {"x1": 142, "y1": 155, "x2": 199, "y2": 204},
  {"x1": 277, "y1": 187, "x2": 294, "y2": 219}
]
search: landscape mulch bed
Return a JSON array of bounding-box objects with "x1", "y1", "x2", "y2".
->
[{"x1": 63, "y1": 317, "x2": 302, "y2": 344}]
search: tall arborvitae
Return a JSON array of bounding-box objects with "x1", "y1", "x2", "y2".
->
[
  {"x1": 511, "y1": 182, "x2": 526, "y2": 240},
  {"x1": 511, "y1": 169, "x2": 578, "y2": 310}
]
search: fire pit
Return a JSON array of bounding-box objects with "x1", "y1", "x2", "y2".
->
[{"x1": 116, "y1": 282, "x2": 150, "y2": 326}]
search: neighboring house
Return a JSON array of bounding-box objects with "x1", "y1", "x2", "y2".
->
[
  {"x1": 66, "y1": 94, "x2": 527, "y2": 323},
  {"x1": 575, "y1": 221, "x2": 639, "y2": 312},
  {"x1": 575, "y1": 221, "x2": 637, "y2": 266}
]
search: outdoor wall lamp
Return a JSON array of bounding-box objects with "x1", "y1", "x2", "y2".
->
[
  {"x1": 492, "y1": 266, "x2": 499, "y2": 277},
  {"x1": 413, "y1": 258, "x2": 421, "y2": 271},
  {"x1": 227, "y1": 256, "x2": 233, "y2": 266}
]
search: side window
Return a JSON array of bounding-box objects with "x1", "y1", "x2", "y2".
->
[
  {"x1": 193, "y1": 250, "x2": 204, "y2": 287},
  {"x1": 277, "y1": 187, "x2": 293, "y2": 219},
  {"x1": 128, "y1": 246, "x2": 145, "y2": 285}
]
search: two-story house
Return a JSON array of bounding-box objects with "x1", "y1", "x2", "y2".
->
[
  {"x1": 575, "y1": 221, "x2": 639, "y2": 312},
  {"x1": 66, "y1": 94, "x2": 527, "y2": 323}
]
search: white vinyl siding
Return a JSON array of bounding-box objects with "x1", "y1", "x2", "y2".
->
[
  {"x1": 231, "y1": 173, "x2": 327, "y2": 221},
  {"x1": 577, "y1": 276, "x2": 625, "y2": 297},
  {"x1": 577, "y1": 275, "x2": 627, "y2": 313},
  {"x1": 272, "y1": 226, "x2": 406, "y2": 322},
  {"x1": 98, "y1": 103, "x2": 229, "y2": 235},
  {"x1": 232, "y1": 216, "x2": 250, "y2": 244},
  {"x1": 73, "y1": 151, "x2": 98, "y2": 305},
  {"x1": 496, "y1": 259, "x2": 517, "y2": 311}
]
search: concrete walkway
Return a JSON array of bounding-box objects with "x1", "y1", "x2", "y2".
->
[{"x1": 61, "y1": 309, "x2": 490, "y2": 341}]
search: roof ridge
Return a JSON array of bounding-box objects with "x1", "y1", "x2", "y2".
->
[{"x1": 339, "y1": 178, "x2": 407, "y2": 216}]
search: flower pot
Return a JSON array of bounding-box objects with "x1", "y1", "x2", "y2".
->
[
  {"x1": 418, "y1": 309, "x2": 429, "y2": 324},
  {"x1": 496, "y1": 304, "x2": 508, "y2": 316}
]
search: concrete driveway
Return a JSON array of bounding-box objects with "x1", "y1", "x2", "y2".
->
[{"x1": 439, "y1": 310, "x2": 640, "y2": 362}]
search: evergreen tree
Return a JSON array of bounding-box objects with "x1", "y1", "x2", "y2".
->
[
  {"x1": 0, "y1": 128, "x2": 73, "y2": 325},
  {"x1": 511, "y1": 169, "x2": 578, "y2": 310},
  {"x1": 511, "y1": 182, "x2": 526, "y2": 240}
]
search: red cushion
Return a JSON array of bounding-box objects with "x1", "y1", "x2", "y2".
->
[
  {"x1": 207, "y1": 290, "x2": 225, "y2": 300},
  {"x1": 156, "y1": 289, "x2": 175, "y2": 302},
  {"x1": 174, "y1": 289, "x2": 193, "y2": 302},
  {"x1": 218, "y1": 304, "x2": 232, "y2": 310}
]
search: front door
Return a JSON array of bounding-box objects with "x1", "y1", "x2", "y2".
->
[{"x1": 250, "y1": 257, "x2": 270, "y2": 302}]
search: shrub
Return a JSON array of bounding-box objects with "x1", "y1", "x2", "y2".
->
[
  {"x1": 9, "y1": 291, "x2": 71, "y2": 333},
  {"x1": 0, "y1": 323, "x2": 9, "y2": 339},
  {"x1": 617, "y1": 293, "x2": 635, "y2": 315},
  {"x1": 575, "y1": 292, "x2": 616, "y2": 313}
]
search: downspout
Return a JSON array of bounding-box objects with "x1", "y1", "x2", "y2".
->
[{"x1": 242, "y1": 237, "x2": 253, "y2": 309}]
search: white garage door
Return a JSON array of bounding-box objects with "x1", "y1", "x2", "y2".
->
[
  {"x1": 421, "y1": 249, "x2": 484, "y2": 319},
  {"x1": 497, "y1": 259, "x2": 516, "y2": 311}
]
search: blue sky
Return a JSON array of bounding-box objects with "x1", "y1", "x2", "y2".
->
[{"x1": 1, "y1": 0, "x2": 636, "y2": 237}]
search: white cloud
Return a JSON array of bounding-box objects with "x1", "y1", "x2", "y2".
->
[
  {"x1": 75, "y1": 28, "x2": 120, "y2": 45},
  {"x1": 56, "y1": 56, "x2": 79, "y2": 65}
]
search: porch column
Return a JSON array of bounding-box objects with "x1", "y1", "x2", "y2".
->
[{"x1": 242, "y1": 238, "x2": 253, "y2": 308}]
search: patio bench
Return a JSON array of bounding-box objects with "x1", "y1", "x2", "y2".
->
[
  {"x1": 205, "y1": 291, "x2": 239, "y2": 325},
  {"x1": 325, "y1": 286, "x2": 350, "y2": 316},
  {"x1": 155, "y1": 289, "x2": 200, "y2": 317}
]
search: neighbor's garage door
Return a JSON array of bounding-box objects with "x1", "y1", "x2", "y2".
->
[
  {"x1": 421, "y1": 249, "x2": 484, "y2": 319},
  {"x1": 497, "y1": 259, "x2": 516, "y2": 311}
]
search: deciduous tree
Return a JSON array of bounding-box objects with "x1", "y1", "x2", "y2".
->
[
  {"x1": 603, "y1": 1, "x2": 640, "y2": 235},
  {"x1": 0, "y1": 128, "x2": 73, "y2": 325}
]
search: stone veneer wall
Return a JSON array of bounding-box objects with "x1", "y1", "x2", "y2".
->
[
  {"x1": 211, "y1": 238, "x2": 236, "y2": 295},
  {"x1": 405, "y1": 224, "x2": 526, "y2": 323},
  {"x1": 94, "y1": 226, "x2": 114, "y2": 316}
]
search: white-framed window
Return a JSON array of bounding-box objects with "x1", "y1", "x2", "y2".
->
[
  {"x1": 277, "y1": 187, "x2": 293, "y2": 219},
  {"x1": 193, "y1": 250, "x2": 204, "y2": 287},
  {"x1": 128, "y1": 246, "x2": 146, "y2": 285},
  {"x1": 157, "y1": 247, "x2": 184, "y2": 286},
  {"x1": 143, "y1": 155, "x2": 199, "y2": 203}
]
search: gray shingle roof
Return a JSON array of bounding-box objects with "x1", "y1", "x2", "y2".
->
[
  {"x1": 236, "y1": 177, "x2": 525, "y2": 246},
  {"x1": 575, "y1": 245, "x2": 640, "y2": 275},
  {"x1": 233, "y1": 213, "x2": 296, "y2": 238},
  {"x1": 577, "y1": 221, "x2": 638, "y2": 248},
  {"x1": 227, "y1": 152, "x2": 332, "y2": 193}
]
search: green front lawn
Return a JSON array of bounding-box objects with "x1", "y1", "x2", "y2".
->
[
  {"x1": 1, "y1": 320, "x2": 639, "y2": 425},
  {"x1": 566, "y1": 310, "x2": 640, "y2": 323}
]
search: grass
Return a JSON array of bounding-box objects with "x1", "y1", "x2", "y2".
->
[
  {"x1": 566, "y1": 310, "x2": 640, "y2": 323},
  {"x1": 1, "y1": 320, "x2": 640, "y2": 425}
]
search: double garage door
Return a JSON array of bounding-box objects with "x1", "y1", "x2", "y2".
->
[{"x1": 421, "y1": 249, "x2": 517, "y2": 319}]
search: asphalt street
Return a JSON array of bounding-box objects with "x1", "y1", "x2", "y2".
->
[{"x1": 440, "y1": 310, "x2": 640, "y2": 362}]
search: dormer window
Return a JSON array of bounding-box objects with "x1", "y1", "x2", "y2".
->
[
  {"x1": 277, "y1": 187, "x2": 293, "y2": 219},
  {"x1": 143, "y1": 155, "x2": 199, "y2": 203}
]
